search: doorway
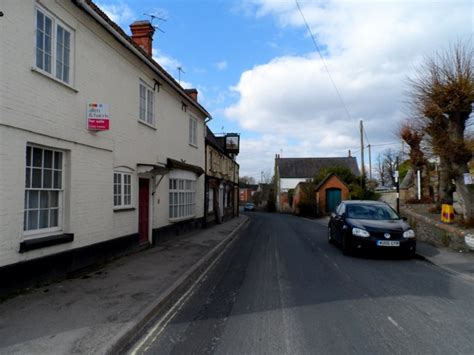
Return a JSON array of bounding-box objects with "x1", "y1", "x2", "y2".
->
[
  {"x1": 138, "y1": 178, "x2": 150, "y2": 244},
  {"x1": 326, "y1": 188, "x2": 342, "y2": 213}
]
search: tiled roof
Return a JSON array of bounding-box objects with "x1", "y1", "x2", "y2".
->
[
  {"x1": 276, "y1": 157, "x2": 360, "y2": 179},
  {"x1": 205, "y1": 127, "x2": 225, "y2": 153},
  {"x1": 75, "y1": 0, "x2": 211, "y2": 119},
  {"x1": 314, "y1": 173, "x2": 350, "y2": 191}
]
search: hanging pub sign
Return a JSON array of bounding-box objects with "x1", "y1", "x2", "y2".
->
[
  {"x1": 225, "y1": 133, "x2": 240, "y2": 154},
  {"x1": 87, "y1": 103, "x2": 110, "y2": 131}
]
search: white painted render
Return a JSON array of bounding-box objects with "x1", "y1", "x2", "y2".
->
[
  {"x1": 279, "y1": 178, "x2": 307, "y2": 192},
  {"x1": 0, "y1": 0, "x2": 207, "y2": 267}
]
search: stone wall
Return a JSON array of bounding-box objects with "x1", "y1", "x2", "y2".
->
[{"x1": 402, "y1": 207, "x2": 472, "y2": 252}]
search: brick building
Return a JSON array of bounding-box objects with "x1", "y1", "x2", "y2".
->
[{"x1": 274, "y1": 155, "x2": 359, "y2": 212}]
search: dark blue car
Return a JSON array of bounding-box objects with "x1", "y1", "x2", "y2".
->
[{"x1": 328, "y1": 200, "x2": 416, "y2": 258}]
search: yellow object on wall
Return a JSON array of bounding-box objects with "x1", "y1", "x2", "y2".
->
[{"x1": 441, "y1": 204, "x2": 455, "y2": 223}]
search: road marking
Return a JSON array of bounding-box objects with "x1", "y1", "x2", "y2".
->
[
  {"x1": 129, "y1": 236, "x2": 235, "y2": 355},
  {"x1": 387, "y1": 316, "x2": 404, "y2": 332}
]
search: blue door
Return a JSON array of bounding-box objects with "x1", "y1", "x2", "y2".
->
[{"x1": 326, "y1": 188, "x2": 342, "y2": 213}]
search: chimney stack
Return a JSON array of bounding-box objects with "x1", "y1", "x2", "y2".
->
[
  {"x1": 185, "y1": 88, "x2": 198, "y2": 102},
  {"x1": 130, "y1": 20, "x2": 155, "y2": 56}
]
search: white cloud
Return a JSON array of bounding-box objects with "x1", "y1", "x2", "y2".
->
[
  {"x1": 96, "y1": 1, "x2": 135, "y2": 28},
  {"x1": 228, "y1": 0, "x2": 473, "y2": 176},
  {"x1": 153, "y1": 50, "x2": 182, "y2": 73},
  {"x1": 215, "y1": 61, "x2": 228, "y2": 71}
]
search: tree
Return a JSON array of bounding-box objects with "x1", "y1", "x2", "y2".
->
[
  {"x1": 399, "y1": 123, "x2": 431, "y2": 200},
  {"x1": 406, "y1": 41, "x2": 474, "y2": 218},
  {"x1": 375, "y1": 148, "x2": 400, "y2": 187},
  {"x1": 313, "y1": 166, "x2": 356, "y2": 186}
]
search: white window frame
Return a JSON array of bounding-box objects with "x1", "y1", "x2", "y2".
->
[
  {"x1": 139, "y1": 81, "x2": 155, "y2": 127},
  {"x1": 169, "y1": 178, "x2": 196, "y2": 220},
  {"x1": 24, "y1": 145, "x2": 64, "y2": 237},
  {"x1": 189, "y1": 116, "x2": 198, "y2": 147},
  {"x1": 34, "y1": 4, "x2": 74, "y2": 85},
  {"x1": 114, "y1": 172, "x2": 133, "y2": 209}
]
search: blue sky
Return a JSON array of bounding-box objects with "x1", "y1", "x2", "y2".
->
[{"x1": 97, "y1": 0, "x2": 473, "y2": 181}]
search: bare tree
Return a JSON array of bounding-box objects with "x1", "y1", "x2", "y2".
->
[
  {"x1": 407, "y1": 41, "x2": 474, "y2": 218},
  {"x1": 375, "y1": 148, "x2": 399, "y2": 186},
  {"x1": 239, "y1": 176, "x2": 256, "y2": 185}
]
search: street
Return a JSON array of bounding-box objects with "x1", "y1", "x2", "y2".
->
[{"x1": 130, "y1": 212, "x2": 474, "y2": 355}]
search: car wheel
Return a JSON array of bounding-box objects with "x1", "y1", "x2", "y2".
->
[
  {"x1": 342, "y1": 234, "x2": 352, "y2": 256},
  {"x1": 406, "y1": 248, "x2": 416, "y2": 259},
  {"x1": 328, "y1": 226, "x2": 334, "y2": 244}
]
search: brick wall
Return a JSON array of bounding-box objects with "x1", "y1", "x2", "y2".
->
[{"x1": 317, "y1": 175, "x2": 349, "y2": 214}]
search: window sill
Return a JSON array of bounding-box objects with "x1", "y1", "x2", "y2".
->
[
  {"x1": 31, "y1": 67, "x2": 78, "y2": 93},
  {"x1": 189, "y1": 143, "x2": 198, "y2": 149},
  {"x1": 138, "y1": 120, "x2": 157, "y2": 130},
  {"x1": 114, "y1": 207, "x2": 136, "y2": 212},
  {"x1": 19, "y1": 233, "x2": 74, "y2": 253}
]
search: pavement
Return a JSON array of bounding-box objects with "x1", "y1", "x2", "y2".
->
[
  {"x1": 0, "y1": 215, "x2": 248, "y2": 355},
  {"x1": 416, "y1": 241, "x2": 474, "y2": 281}
]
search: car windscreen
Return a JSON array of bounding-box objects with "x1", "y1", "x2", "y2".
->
[{"x1": 346, "y1": 204, "x2": 400, "y2": 220}]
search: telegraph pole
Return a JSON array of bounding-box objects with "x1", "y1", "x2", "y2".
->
[
  {"x1": 368, "y1": 143, "x2": 372, "y2": 180},
  {"x1": 360, "y1": 120, "x2": 365, "y2": 187}
]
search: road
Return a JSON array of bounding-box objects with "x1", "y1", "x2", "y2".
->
[{"x1": 130, "y1": 212, "x2": 474, "y2": 355}]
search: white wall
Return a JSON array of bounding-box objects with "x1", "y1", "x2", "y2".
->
[
  {"x1": 0, "y1": 0, "x2": 206, "y2": 267},
  {"x1": 280, "y1": 178, "x2": 307, "y2": 191}
]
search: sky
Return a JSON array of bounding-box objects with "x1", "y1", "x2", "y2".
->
[{"x1": 96, "y1": 0, "x2": 473, "y2": 181}]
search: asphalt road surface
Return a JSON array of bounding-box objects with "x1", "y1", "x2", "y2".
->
[{"x1": 130, "y1": 212, "x2": 474, "y2": 355}]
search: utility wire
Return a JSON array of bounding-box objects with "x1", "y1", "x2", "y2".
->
[{"x1": 295, "y1": 0, "x2": 354, "y2": 124}]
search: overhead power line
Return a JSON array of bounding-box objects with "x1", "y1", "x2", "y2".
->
[{"x1": 295, "y1": 0, "x2": 354, "y2": 124}]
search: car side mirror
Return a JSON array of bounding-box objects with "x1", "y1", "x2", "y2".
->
[{"x1": 401, "y1": 216, "x2": 407, "y2": 221}]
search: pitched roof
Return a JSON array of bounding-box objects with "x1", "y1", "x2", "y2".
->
[
  {"x1": 205, "y1": 127, "x2": 225, "y2": 153},
  {"x1": 75, "y1": 0, "x2": 211, "y2": 119},
  {"x1": 314, "y1": 173, "x2": 350, "y2": 191},
  {"x1": 276, "y1": 157, "x2": 359, "y2": 179}
]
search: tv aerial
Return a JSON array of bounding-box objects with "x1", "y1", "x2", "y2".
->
[{"x1": 144, "y1": 13, "x2": 167, "y2": 33}]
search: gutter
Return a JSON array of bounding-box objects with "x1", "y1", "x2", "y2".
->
[{"x1": 74, "y1": 0, "x2": 211, "y2": 120}]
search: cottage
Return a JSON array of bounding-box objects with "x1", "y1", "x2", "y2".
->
[
  {"x1": 274, "y1": 155, "x2": 359, "y2": 212},
  {"x1": 0, "y1": 0, "x2": 211, "y2": 279},
  {"x1": 205, "y1": 128, "x2": 240, "y2": 224}
]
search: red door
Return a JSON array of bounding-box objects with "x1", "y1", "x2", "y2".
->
[{"x1": 138, "y1": 178, "x2": 150, "y2": 244}]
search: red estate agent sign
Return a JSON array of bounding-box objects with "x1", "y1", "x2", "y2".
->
[{"x1": 87, "y1": 103, "x2": 110, "y2": 130}]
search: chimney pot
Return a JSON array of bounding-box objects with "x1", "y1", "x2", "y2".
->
[{"x1": 130, "y1": 20, "x2": 155, "y2": 56}]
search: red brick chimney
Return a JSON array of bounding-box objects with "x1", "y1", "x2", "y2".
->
[
  {"x1": 130, "y1": 20, "x2": 155, "y2": 56},
  {"x1": 185, "y1": 88, "x2": 198, "y2": 102}
]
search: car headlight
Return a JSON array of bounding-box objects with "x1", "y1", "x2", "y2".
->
[
  {"x1": 403, "y1": 229, "x2": 415, "y2": 239},
  {"x1": 352, "y1": 227, "x2": 370, "y2": 238}
]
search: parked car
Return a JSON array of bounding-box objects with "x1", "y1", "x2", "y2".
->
[
  {"x1": 244, "y1": 203, "x2": 256, "y2": 211},
  {"x1": 328, "y1": 200, "x2": 416, "y2": 257}
]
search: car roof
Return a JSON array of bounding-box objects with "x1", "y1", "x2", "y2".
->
[{"x1": 342, "y1": 200, "x2": 387, "y2": 205}]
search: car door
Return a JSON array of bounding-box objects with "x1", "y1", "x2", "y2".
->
[{"x1": 332, "y1": 203, "x2": 346, "y2": 243}]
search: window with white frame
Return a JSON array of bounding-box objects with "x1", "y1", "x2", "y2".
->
[
  {"x1": 139, "y1": 81, "x2": 154, "y2": 126},
  {"x1": 24, "y1": 145, "x2": 63, "y2": 233},
  {"x1": 169, "y1": 178, "x2": 196, "y2": 219},
  {"x1": 189, "y1": 116, "x2": 197, "y2": 146},
  {"x1": 208, "y1": 188, "x2": 214, "y2": 213},
  {"x1": 114, "y1": 172, "x2": 132, "y2": 208},
  {"x1": 35, "y1": 6, "x2": 73, "y2": 84}
]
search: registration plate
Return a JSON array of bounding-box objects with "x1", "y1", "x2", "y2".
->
[{"x1": 377, "y1": 240, "x2": 400, "y2": 247}]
